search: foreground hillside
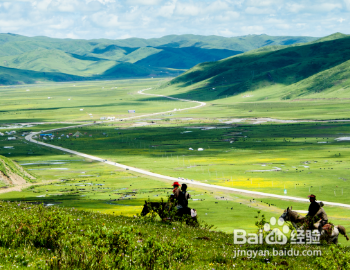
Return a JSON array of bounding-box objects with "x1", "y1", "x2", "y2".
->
[
  {"x1": 0, "y1": 33, "x2": 317, "y2": 85},
  {"x1": 0, "y1": 201, "x2": 348, "y2": 269},
  {"x1": 0, "y1": 155, "x2": 34, "y2": 188},
  {"x1": 164, "y1": 33, "x2": 350, "y2": 101}
]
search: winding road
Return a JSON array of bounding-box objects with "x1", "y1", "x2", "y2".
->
[{"x1": 24, "y1": 88, "x2": 350, "y2": 209}]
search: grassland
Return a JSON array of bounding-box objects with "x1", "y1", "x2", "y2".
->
[
  {"x1": 0, "y1": 78, "x2": 198, "y2": 123},
  {"x1": 3, "y1": 200, "x2": 350, "y2": 270},
  {"x1": 1, "y1": 66, "x2": 350, "y2": 269},
  {"x1": 41, "y1": 120, "x2": 350, "y2": 200},
  {"x1": 2, "y1": 79, "x2": 350, "y2": 237}
]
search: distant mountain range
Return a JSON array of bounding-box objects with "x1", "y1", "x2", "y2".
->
[
  {"x1": 0, "y1": 33, "x2": 318, "y2": 85},
  {"x1": 164, "y1": 33, "x2": 350, "y2": 101}
]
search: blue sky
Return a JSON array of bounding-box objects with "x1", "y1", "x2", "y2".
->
[{"x1": 0, "y1": 0, "x2": 349, "y2": 39}]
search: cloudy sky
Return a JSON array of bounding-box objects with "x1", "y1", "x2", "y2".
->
[{"x1": 0, "y1": 0, "x2": 349, "y2": 40}]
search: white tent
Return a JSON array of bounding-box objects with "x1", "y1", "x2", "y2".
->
[{"x1": 73, "y1": 131, "x2": 83, "y2": 137}]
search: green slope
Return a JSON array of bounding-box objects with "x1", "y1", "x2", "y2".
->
[
  {"x1": 0, "y1": 66, "x2": 84, "y2": 85},
  {"x1": 0, "y1": 155, "x2": 33, "y2": 185},
  {"x1": 0, "y1": 33, "x2": 317, "y2": 59},
  {"x1": 0, "y1": 32, "x2": 318, "y2": 85},
  {"x1": 92, "y1": 33, "x2": 317, "y2": 51},
  {"x1": 0, "y1": 49, "x2": 117, "y2": 76},
  {"x1": 1, "y1": 201, "x2": 347, "y2": 269},
  {"x1": 135, "y1": 46, "x2": 241, "y2": 69},
  {"x1": 163, "y1": 33, "x2": 350, "y2": 100}
]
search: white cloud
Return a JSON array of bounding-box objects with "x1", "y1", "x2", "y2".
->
[
  {"x1": 345, "y1": 0, "x2": 350, "y2": 10},
  {"x1": 217, "y1": 28, "x2": 235, "y2": 36},
  {"x1": 320, "y1": 3, "x2": 342, "y2": 11},
  {"x1": 91, "y1": 11, "x2": 119, "y2": 27},
  {"x1": 215, "y1": 10, "x2": 240, "y2": 21},
  {"x1": 0, "y1": 19, "x2": 29, "y2": 32},
  {"x1": 2, "y1": 2, "x2": 11, "y2": 8},
  {"x1": 174, "y1": 2, "x2": 200, "y2": 16},
  {"x1": 49, "y1": 19, "x2": 74, "y2": 29},
  {"x1": 246, "y1": 0, "x2": 282, "y2": 7},
  {"x1": 241, "y1": 25, "x2": 265, "y2": 33},
  {"x1": 86, "y1": 0, "x2": 115, "y2": 4},
  {"x1": 245, "y1": 6, "x2": 271, "y2": 14},
  {"x1": 206, "y1": 0, "x2": 229, "y2": 12},
  {"x1": 127, "y1": 0, "x2": 163, "y2": 5},
  {"x1": 32, "y1": 0, "x2": 52, "y2": 11},
  {"x1": 286, "y1": 3, "x2": 304, "y2": 13},
  {"x1": 157, "y1": 0, "x2": 176, "y2": 17},
  {"x1": 0, "y1": 0, "x2": 349, "y2": 40}
]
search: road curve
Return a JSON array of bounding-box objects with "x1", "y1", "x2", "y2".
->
[{"x1": 25, "y1": 88, "x2": 350, "y2": 209}]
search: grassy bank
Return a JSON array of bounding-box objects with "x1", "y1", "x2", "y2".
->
[{"x1": 0, "y1": 201, "x2": 349, "y2": 269}]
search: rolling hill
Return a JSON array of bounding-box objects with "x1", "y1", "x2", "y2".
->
[
  {"x1": 0, "y1": 33, "x2": 317, "y2": 85},
  {"x1": 0, "y1": 66, "x2": 84, "y2": 85},
  {"x1": 0, "y1": 155, "x2": 34, "y2": 187},
  {"x1": 163, "y1": 33, "x2": 350, "y2": 101}
]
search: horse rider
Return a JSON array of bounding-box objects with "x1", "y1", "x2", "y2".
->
[
  {"x1": 306, "y1": 194, "x2": 320, "y2": 218},
  {"x1": 177, "y1": 184, "x2": 191, "y2": 213},
  {"x1": 314, "y1": 202, "x2": 328, "y2": 233},
  {"x1": 171, "y1": 182, "x2": 191, "y2": 214},
  {"x1": 167, "y1": 182, "x2": 181, "y2": 211},
  {"x1": 172, "y1": 181, "x2": 181, "y2": 200},
  {"x1": 307, "y1": 194, "x2": 328, "y2": 232}
]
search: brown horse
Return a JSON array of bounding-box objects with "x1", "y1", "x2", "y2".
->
[
  {"x1": 280, "y1": 207, "x2": 349, "y2": 244},
  {"x1": 141, "y1": 201, "x2": 198, "y2": 226}
]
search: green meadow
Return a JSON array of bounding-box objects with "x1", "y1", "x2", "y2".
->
[
  {"x1": 1, "y1": 78, "x2": 350, "y2": 248},
  {"x1": 2, "y1": 33, "x2": 350, "y2": 269},
  {"x1": 0, "y1": 78, "x2": 197, "y2": 124},
  {"x1": 44, "y1": 120, "x2": 350, "y2": 205}
]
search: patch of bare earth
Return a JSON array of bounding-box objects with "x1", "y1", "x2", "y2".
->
[{"x1": 0, "y1": 159, "x2": 36, "y2": 193}]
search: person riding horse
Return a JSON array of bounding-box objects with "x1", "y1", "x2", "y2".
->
[
  {"x1": 170, "y1": 182, "x2": 193, "y2": 217},
  {"x1": 315, "y1": 202, "x2": 328, "y2": 233},
  {"x1": 307, "y1": 194, "x2": 328, "y2": 232},
  {"x1": 177, "y1": 184, "x2": 191, "y2": 215}
]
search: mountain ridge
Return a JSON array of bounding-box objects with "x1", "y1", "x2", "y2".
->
[
  {"x1": 162, "y1": 33, "x2": 350, "y2": 101},
  {"x1": 0, "y1": 33, "x2": 319, "y2": 85}
]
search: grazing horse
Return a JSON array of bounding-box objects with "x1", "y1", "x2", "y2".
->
[
  {"x1": 280, "y1": 207, "x2": 349, "y2": 244},
  {"x1": 141, "y1": 201, "x2": 198, "y2": 226}
]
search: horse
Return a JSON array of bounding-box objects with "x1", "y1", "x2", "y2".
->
[
  {"x1": 280, "y1": 207, "x2": 349, "y2": 244},
  {"x1": 140, "y1": 201, "x2": 198, "y2": 226}
]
